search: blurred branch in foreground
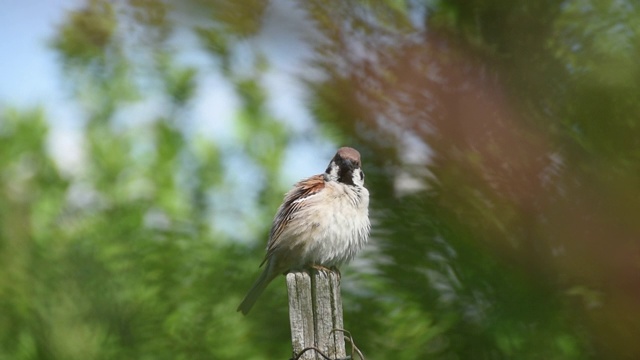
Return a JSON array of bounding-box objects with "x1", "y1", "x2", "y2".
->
[{"x1": 1, "y1": 0, "x2": 639, "y2": 359}]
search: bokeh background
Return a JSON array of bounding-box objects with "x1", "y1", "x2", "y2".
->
[{"x1": 1, "y1": 0, "x2": 640, "y2": 359}]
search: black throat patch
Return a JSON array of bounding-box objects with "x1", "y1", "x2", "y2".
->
[{"x1": 336, "y1": 158, "x2": 356, "y2": 185}]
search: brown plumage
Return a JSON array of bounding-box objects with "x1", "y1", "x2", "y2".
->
[{"x1": 237, "y1": 147, "x2": 370, "y2": 315}]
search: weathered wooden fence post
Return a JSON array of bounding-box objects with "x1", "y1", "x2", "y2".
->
[{"x1": 286, "y1": 269, "x2": 346, "y2": 360}]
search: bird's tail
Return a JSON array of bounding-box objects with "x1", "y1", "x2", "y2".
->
[{"x1": 237, "y1": 263, "x2": 277, "y2": 315}]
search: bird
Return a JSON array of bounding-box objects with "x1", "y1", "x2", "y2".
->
[{"x1": 237, "y1": 147, "x2": 370, "y2": 315}]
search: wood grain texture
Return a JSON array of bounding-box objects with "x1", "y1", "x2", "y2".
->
[{"x1": 287, "y1": 270, "x2": 346, "y2": 360}]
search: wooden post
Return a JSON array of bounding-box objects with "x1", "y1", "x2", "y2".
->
[{"x1": 286, "y1": 269, "x2": 346, "y2": 360}]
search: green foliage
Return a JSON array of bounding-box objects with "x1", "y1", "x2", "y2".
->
[
  {"x1": 2, "y1": 0, "x2": 639, "y2": 359},
  {"x1": 52, "y1": 0, "x2": 116, "y2": 66},
  {"x1": 2, "y1": 0, "x2": 290, "y2": 358}
]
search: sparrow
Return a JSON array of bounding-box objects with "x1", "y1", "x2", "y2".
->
[{"x1": 237, "y1": 147, "x2": 370, "y2": 315}]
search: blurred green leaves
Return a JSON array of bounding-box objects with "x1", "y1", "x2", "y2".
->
[
  {"x1": 552, "y1": 0, "x2": 640, "y2": 85},
  {"x1": 3, "y1": 0, "x2": 288, "y2": 358},
  {"x1": 2, "y1": 0, "x2": 640, "y2": 359},
  {"x1": 52, "y1": 0, "x2": 116, "y2": 66}
]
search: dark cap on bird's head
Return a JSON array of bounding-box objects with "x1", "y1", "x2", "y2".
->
[
  {"x1": 324, "y1": 147, "x2": 363, "y2": 185},
  {"x1": 334, "y1": 147, "x2": 361, "y2": 168}
]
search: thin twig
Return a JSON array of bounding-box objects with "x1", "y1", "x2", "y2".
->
[
  {"x1": 291, "y1": 346, "x2": 352, "y2": 360},
  {"x1": 330, "y1": 329, "x2": 365, "y2": 360}
]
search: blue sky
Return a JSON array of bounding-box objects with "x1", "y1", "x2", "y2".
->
[
  {"x1": 0, "y1": 0, "x2": 332, "y2": 176},
  {"x1": 0, "y1": 1, "x2": 89, "y2": 172},
  {"x1": 0, "y1": 1, "x2": 77, "y2": 113},
  {"x1": 0, "y1": 1, "x2": 338, "y2": 239}
]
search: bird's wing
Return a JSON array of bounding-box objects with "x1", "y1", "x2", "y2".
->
[{"x1": 261, "y1": 174, "x2": 326, "y2": 266}]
